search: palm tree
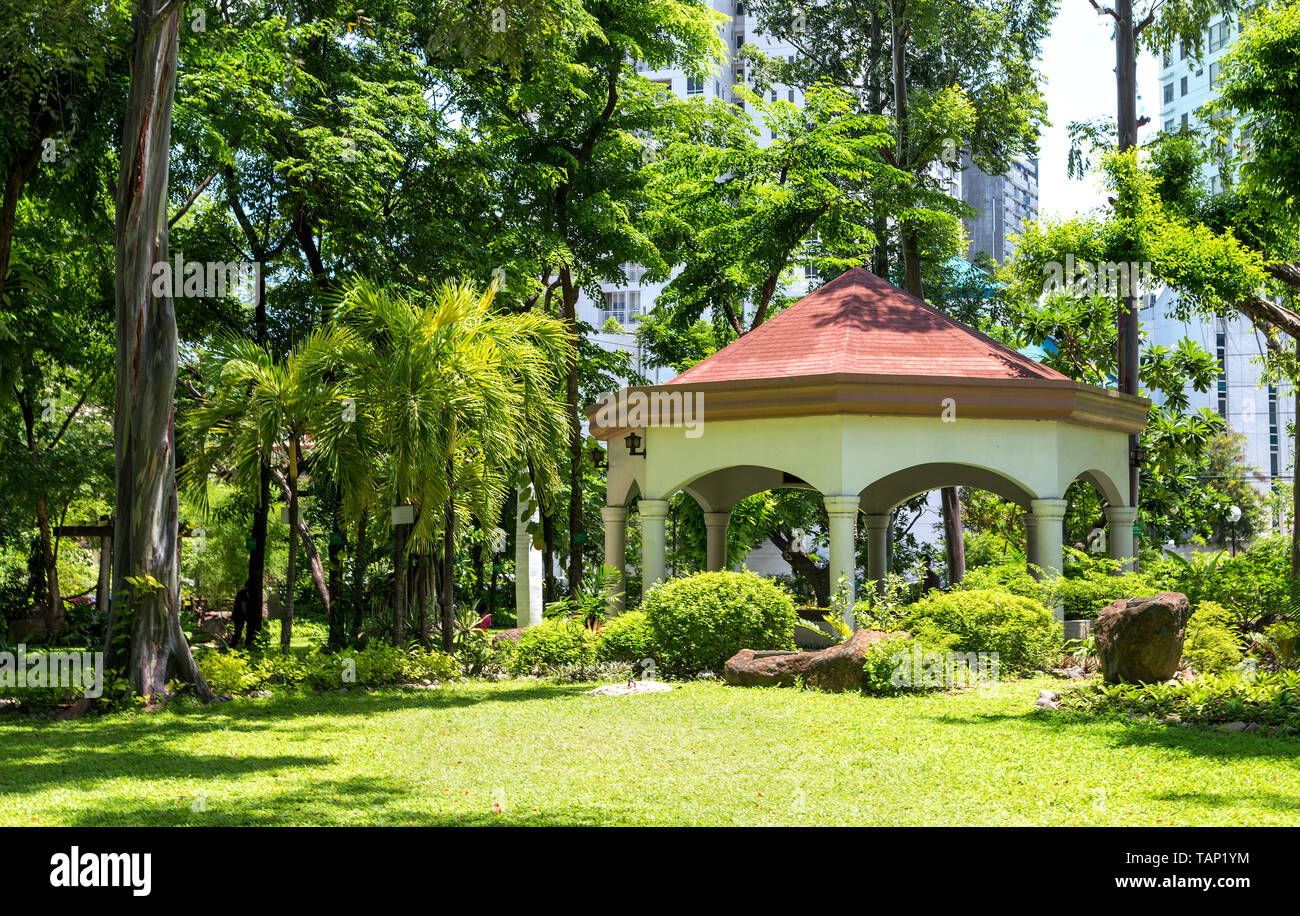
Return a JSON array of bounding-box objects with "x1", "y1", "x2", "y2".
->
[
  {"x1": 183, "y1": 330, "x2": 359, "y2": 652},
  {"x1": 325, "y1": 277, "x2": 571, "y2": 651}
]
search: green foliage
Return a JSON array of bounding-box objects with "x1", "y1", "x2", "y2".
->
[
  {"x1": 642, "y1": 570, "x2": 797, "y2": 677},
  {"x1": 191, "y1": 643, "x2": 460, "y2": 696},
  {"x1": 1058, "y1": 570, "x2": 1155, "y2": 620},
  {"x1": 195, "y1": 650, "x2": 260, "y2": 695},
  {"x1": 1061, "y1": 670, "x2": 1300, "y2": 732},
  {"x1": 595, "y1": 610, "x2": 658, "y2": 664},
  {"x1": 510, "y1": 617, "x2": 596, "y2": 675},
  {"x1": 1183, "y1": 601, "x2": 1245, "y2": 675},
  {"x1": 859, "y1": 633, "x2": 958, "y2": 697},
  {"x1": 902, "y1": 588, "x2": 1061, "y2": 673}
]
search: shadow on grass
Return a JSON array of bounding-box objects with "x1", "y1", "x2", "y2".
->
[
  {"x1": 930, "y1": 707, "x2": 1300, "y2": 762},
  {"x1": 0, "y1": 682, "x2": 602, "y2": 799},
  {"x1": 51, "y1": 773, "x2": 619, "y2": 827}
]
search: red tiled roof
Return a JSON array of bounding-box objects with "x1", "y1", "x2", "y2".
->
[{"x1": 667, "y1": 267, "x2": 1069, "y2": 385}]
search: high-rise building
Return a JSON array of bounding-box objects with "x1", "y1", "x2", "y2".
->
[
  {"x1": 961, "y1": 155, "x2": 1039, "y2": 264},
  {"x1": 1151, "y1": 12, "x2": 1293, "y2": 512}
]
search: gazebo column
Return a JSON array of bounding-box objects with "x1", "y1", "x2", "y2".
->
[
  {"x1": 639, "y1": 499, "x2": 670, "y2": 597},
  {"x1": 824, "y1": 496, "x2": 859, "y2": 625},
  {"x1": 601, "y1": 506, "x2": 628, "y2": 615},
  {"x1": 703, "y1": 511, "x2": 730, "y2": 572},
  {"x1": 1105, "y1": 505, "x2": 1139, "y2": 571},
  {"x1": 1021, "y1": 512, "x2": 1038, "y2": 571},
  {"x1": 864, "y1": 513, "x2": 890, "y2": 595},
  {"x1": 1030, "y1": 498, "x2": 1067, "y2": 624}
]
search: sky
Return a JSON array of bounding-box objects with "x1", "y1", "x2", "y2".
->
[{"x1": 1037, "y1": 1, "x2": 1160, "y2": 221}]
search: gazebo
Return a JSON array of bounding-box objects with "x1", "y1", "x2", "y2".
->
[{"x1": 587, "y1": 267, "x2": 1150, "y2": 623}]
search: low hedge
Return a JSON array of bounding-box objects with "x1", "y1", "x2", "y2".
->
[{"x1": 509, "y1": 617, "x2": 596, "y2": 674}]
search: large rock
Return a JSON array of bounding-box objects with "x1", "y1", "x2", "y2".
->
[
  {"x1": 1094, "y1": 592, "x2": 1191, "y2": 684},
  {"x1": 724, "y1": 628, "x2": 901, "y2": 692}
]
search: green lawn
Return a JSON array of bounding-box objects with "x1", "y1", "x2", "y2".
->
[{"x1": 1, "y1": 677, "x2": 1298, "y2": 826}]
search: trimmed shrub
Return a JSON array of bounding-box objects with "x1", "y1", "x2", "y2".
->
[
  {"x1": 902, "y1": 588, "x2": 1061, "y2": 673},
  {"x1": 595, "y1": 610, "x2": 658, "y2": 664},
  {"x1": 510, "y1": 617, "x2": 596, "y2": 674},
  {"x1": 1058, "y1": 572, "x2": 1153, "y2": 620},
  {"x1": 641, "y1": 570, "x2": 797, "y2": 677},
  {"x1": 1182, "y1": 601, "x2": 1243, "y2": 675}
]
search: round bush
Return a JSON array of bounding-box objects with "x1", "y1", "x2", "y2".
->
[
  {"x1": 1183, "y1": 601, "x2": 1243, "y2": 675},
  {"x1": 641, "y1": 570, "x2": 797, "y2": 677},
  {"x1": 510, "y1": 617, "x2": 596, "y2": 674},
  {"x1": 595, "y1": 610, "x2": 658, "y2": 664},
  {"x1": 902, "y1": 588, "x2": 1061, "y2": 673}
]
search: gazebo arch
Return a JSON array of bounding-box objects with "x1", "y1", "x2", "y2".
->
[{"x1": 588, "y1": 268, "x2": 1150, "y2": 625}]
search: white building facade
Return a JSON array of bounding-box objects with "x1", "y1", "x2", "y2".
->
[{"x1": 1152, "y1": 11, "x2": 1294, "y2": 511}]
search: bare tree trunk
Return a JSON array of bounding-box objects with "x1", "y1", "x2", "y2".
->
[
  {"x1": 560, "y1": 269, "x2": 584, "y2": 600},
  {"x1": 392, "y1": 520, "x2": 408, "y2": 645},
  {"x1": 441, "y1": 491, "x2": 456, "y2": 654},
  {"x1": 35, "y1": 497, "x2": 61, "y2": 638},
  {"x1": 351, "y1": 509, "x2": 368, "y2": 642},
  {"x1": 1115, "y1": 0, "x2": 1142, "y2": 568},
  {"x1": 1292, "y1": 340, "x2": 1300, "y2": 579},
  {"x1": 940, "y1": 486, "x2": 966, "y2": 585},
  {"x1": 246, "y1": 266, "x2": 269, "y2": 636},
  {"x1": 106, "y1": 0, "x2": 211, "y2": 704},
  {"x1": 281, "y1": 474, "x2": 299, "y2": 653}
]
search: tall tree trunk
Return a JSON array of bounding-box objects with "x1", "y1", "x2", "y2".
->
[
  {"x1": 246, "y1": 266, "x2": 269, "y2": 630},
  {"x1": 281, "y1": 471, "x2": 300, "y2": 653},
  {"x1": 441, "y1": 490, "x2": 456, "y2": 654},
  {"x1": 891, "y1": 11, "x2": 966, "y2": 584},
  {"x1": 1115, "y1": 0, "x2": 1142, "y2": 567},
  {"x1": 0, "y1": 144, "x2": 42, "y2": 306},
  {"x1": 35, "y1": 496, "x2": 61, "y2": 638},
  {"x1": 940, "y1": 486, "x2": 966, "y2": 585},
  {"x1": 416, "y1": 553, "x2": 430, "y2": 648},
  {"x1": 560, "y1": 269, "x2": 584, "y2": 600},
  {"x1": 541, "y1": 509, "x2": 556, "y2": 605},
  {"x1": 392, "y1": 520, "x2": 408, "y2": 645},
  {"x1": 106, "y1": 0, "x2": 211, "y2": 703},
  {"x1": 328, "y1": 496, "x2": 344, "y2": 649},
  {"x1": 350, "y1": 509, "x2": 369, "y2": 642},
  {"x1": 1292, "y1": 339, "x2": 1300, "y2": 579}
]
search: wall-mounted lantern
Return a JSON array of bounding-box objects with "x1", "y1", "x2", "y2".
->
[{"x1": 624, "y1": 431, "x2": 645, "y2": 457}]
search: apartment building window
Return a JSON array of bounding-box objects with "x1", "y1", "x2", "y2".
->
[
  {"x1": 1163, "y1": 83, "x2": 1174, "y2": 104},
  {"x1": 1209, "y1": 19, "x2": 1231, "y2": 52},
  {"x1": 686, "y1": 76, "x2": 704, "y2": 95},
  {"x1": 770, "y1": 89, "x2": 777, "y2": 102},
  {"x1": 736, "y1": 33, "x2": 745, "y2": 48},
  {"x1": 1180, "y1": 76, "x2": 1188, "y2": 96},
  {"x1": 1182, "y1": 112, "x2": 1189, "y2": 129},
  {"x1": 1209, "y1": 61, "x2": 1220, "y2": 90},
  {"x1": 788, "y1": 87, "x2": 795, "y2": 102},
  {"x1": 1164, "y1": 119, "x2": 1175, "y2": 133},
  {"x1": 602, "y1": 290, "x2": 642, "y2": 325},
  {"x1": 735, "y1": 1, "x2": 744, "y2": 12},
  {"x1": 1162, "y1": 51, "x2": 1171, "y2": 68},
  {"x1": 1179, "y1": 41, "x2": 1188, "y2": 60},
  {"x1": 1216, "y1": 328, "x2": 1228, "y2": 417},
  {"x1": 620, "y1": 262, "x2": 645, "y2": 285},
  {"x1": 1269, "y1": 384, "x2": 1280, "y2": 477}
]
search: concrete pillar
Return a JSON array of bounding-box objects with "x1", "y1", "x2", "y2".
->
[
  {"x1": 514, "y1": 485, "x2": 543, "y2": 627},
  {"x1": 824, "y1": 496, "x2": 860, "y2": 626},
  {"x1": 1105, "y1": 505, "x2": 1139, "y2": 571},
  {"x1": 639, "y1": 499, "x2": 670, "y2": 597},
  {"x1": 1030, "y1": 498, "x2": 1068, "y2": 624},
  {"x1": 601, "y1": 505, "x2": 628, "y2": 615},
  {"x1": 703, "y1": 511, "x2": 730, "y2": 572},
  {"x1": 1021, "y1": 512, "x2": 1038, "y2": 571},
  {"x1": 864, "y1": 513, "x2": 890, "y2": 596}
]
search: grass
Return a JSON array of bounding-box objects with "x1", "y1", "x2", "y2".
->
[{"x1": 1, "y1": 676, "x2": 1298, "y2": 826}]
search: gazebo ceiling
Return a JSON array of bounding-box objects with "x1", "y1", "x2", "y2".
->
[{"x1": 587, "y1": 267, "x2": 1150, "y2": 437}]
